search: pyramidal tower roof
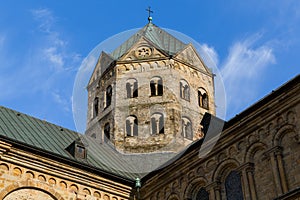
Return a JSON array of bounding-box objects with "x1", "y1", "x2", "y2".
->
[{"x1": 110, "y1": 22, "x2": 188, "y2": 60}]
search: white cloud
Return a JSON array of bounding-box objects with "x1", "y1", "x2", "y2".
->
[
  {"x1": 52, "y1": 91, "x2": 71, "y2": 112},
  {"x1": 199, "y1": 43, "x2": 219, "y2": 68},
  {"x1": 43, "y1": 47, "x2": 64, "y2": 70},
  {"x1": 220, "y1": 34, "x2": 276, "y2": 118},
  {"x1": 31, "y1": 8, "x2": 54, "y2": 33}
]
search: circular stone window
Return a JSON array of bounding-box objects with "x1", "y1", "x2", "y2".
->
[{"x1": 135, "y1": 46, "x2": 152, "y2": 58}]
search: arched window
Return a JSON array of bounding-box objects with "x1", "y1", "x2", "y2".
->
[
  {"x1": 195, "y1": 187, "x2": 209, "y2": 200},
  {"x1": 104, "y1": 123, "x2": 110, "y2": 142},
  {"x1": 93, "y1": 97, "x2": 99, "y2": 117},
  {"x1": 126, "y1": 79, "x2": 138, "y2": 98},
  {"x1": 225, "y1": 171, "x2": 244, "y2": 200},
  {"x1": 182, "y1": 117, "x2": 193, "y2": 140},
  {"x1": 198, "y1": 88, "x2": 209, "y2": 109},
  {"x1": 106, "y1": 85, "x2": 112, "y2": 108},
  {"x1": 151, "y1": 113, "x2": 164, "y2": 134},
  {"x1": 150, "y1": 77, "x2": 163, "y2": 96},
  {"x1": 180, "y1": 80, "x2": 190, "y2": 100},
  {"x1": 126, "y1": 115, "x2": 138, "y2": 136}
]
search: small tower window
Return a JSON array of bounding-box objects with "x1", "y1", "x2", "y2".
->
[
  {"x1": 180, "y1": 80, "x2": 190, "y2": 101},
  {"x1": 104, "y1": 123, "x2": 110, "y2": 142},
  {"x1": 65, "y1": 138, "x2": 87, "y2": 160},
  {"x1": 126, "y1": 115, "x2": 138, "y2": 136},
  {"x1": 198, "y1": 88, "x2": 209, "y2": 109},
  {"x1": 151, "y1": 113, "x2": 164, "y2": 134},
  {"x1": 105, "y1": 85, "x2": 112, "y2": 108},
  {"x1": 126, "y1": 79, "x2": 138, "y2": 98},
  {"x1": 150, "y1": 77, "x2": 163, "y2": 96},
  {"x1": 182, "y1": 117, "x2": 193, "y2": 140},
  {"x1": 93, "y1": 97, "x2": 99, "y2": 117}
]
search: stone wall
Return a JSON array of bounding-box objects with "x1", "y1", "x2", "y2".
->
[
  {"x1": 140, "y1": 78, "x2": 300, "y2": 200},
  {"x1": 0, "y1": 142, "x2": 133, "y2": 200}
]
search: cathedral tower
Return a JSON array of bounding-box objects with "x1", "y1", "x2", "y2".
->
[{"x1": 85, "y1": 21, "x2": 215, "y2": 153}]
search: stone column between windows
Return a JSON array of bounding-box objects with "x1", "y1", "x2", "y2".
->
[
  {"x1": 275, "y1": 147, "x2": 288, "y2": 193},
  {"x1": 207, "y1": 181, "x2": 221, "y2": 200},
  {"x1": 130, "y1": 83, "x2": 134, "y2": 98},
  {"x1": 237, "y1": 162, "x2": 255, "y2": 200},
  {"x1": 154, "y1": 81, "x2": 158, "y2": 96},
  {"x1": 155, "y1": 119, "x2": 159, "y2": 134},
  {"x1": 265, "y1": 146, "x2": 287, "y2": 195},
  {"x1": 246, "y1": 165, "x2": 257, "y2": 200}
]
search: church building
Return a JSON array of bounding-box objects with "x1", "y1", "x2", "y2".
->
[{"x1": 0, "y1": 17, "x2": 299, "y2": 200}]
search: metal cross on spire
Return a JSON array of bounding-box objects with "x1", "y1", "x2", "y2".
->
[{"x1": 146, "y1": 6, "x2": 153, "y2": 23}]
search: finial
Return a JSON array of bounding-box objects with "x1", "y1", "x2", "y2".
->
[{"x1": 146, "y1": 6, "x2": 153, "y2": 23}]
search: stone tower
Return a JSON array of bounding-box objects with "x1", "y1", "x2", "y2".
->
[{"x1": 85, "y1": 22, "x2": 215, "y2": 153}]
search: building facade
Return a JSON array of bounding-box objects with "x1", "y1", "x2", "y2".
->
[
  {"x1": 0, "y1": 21, "x2": 299, "y2": 200},
  {"x1": 85, "y1": 22, "x2": 215, "y2": 153}
]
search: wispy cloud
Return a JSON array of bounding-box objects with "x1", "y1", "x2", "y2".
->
[
  {"x1": 220, "y1": 34, "x2": 275, "y2": 118},
  {"x1": 0, "y1": 8, "x2": 80, "y2": 121},
  {"x1": 31, "y1": 8, "x2": 55, "y2": 33},
  {"x1": 52, "y1": 91, "x2": 71, "y2": 112},
  {"x1": 199, "y1": 43, "x2": 219, "y2": 68}
]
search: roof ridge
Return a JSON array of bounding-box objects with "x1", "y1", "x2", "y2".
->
[{"x1": 110, "y1": 23, "x2": 187, "y2": 60}]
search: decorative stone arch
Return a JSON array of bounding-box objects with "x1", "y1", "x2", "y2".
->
[
  {"x1": 167, "y1": 193, "x2": 180, "y2": 200},
  {"x1": 212, "y1": 158, "x2": 240, "y2": 182},
  {"x1": 184, "y1": 176, "x2": 208, "y2": 199},
  {"x1": 244, "y1": 142, "x2": 268, "y2": 163},
  {"x1": 273, "y1": 124, "x2": 297, "y2": 146},
  {"x1": 0, "y1": 180, "x2": 64, "y2": 200}
]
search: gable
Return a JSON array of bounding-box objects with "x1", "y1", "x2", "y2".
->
[
  {"x1": 117, "y1": 37, "x2": 168, "y2": 61},
  {"x1": 174, "y1": 44, "x2": 210, "y2": 73},
  {"x1": 88, "y1": 51, "x2": 114, "y2": 86}
]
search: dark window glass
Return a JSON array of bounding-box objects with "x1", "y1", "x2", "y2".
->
[
  {"x1": 195, "y1": 187, "x2": 209, "y2": 200},
  {"x1": 104, "y1": 123, "x2": 110, "y2": 142},
  {"x1": 93, "y1": 97, "x2": 99, "y2": 117},
  {"x1": 106, "y1": 85, "x2": 112, "y2": 107},
  {"x1": 225, "y1": 171, "x2": 244, "y2": 200}
]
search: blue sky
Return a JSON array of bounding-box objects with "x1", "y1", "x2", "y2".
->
[{"x1": 0, "y1": 0, "x2": 299, "y2": 133}]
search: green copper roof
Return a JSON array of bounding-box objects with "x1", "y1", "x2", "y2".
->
[
  {"x1": 111, "y1": 23, "x2": 187, "y2": 60},
  {"x1": 0, "y1": 106, "x2": 137, "y2": 180},
  {"x1": 0, "y1": 106, "x2": 175, "y2": 180}
]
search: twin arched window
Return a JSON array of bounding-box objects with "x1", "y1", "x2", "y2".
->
[
  {"x1": 151, "y1": 113, "x2": 164, "y2": 134},
  {"x1": 150, "y1": 77, "x2": 163, "y2": 96},
  {"x1": 182, "y1": 117, "x2": 193, "y2": 140},
  {"x1": 125, "y1": 113, "x2": 164, "y2": 136},
  {"x1": 190, "y1": 171, "x2": 243, "y2": 200},
  {"x1": 180, "y1": 80, "x2": 190, "y2": 101},
  {"x1": 126, "y1": 79, "x2": 138, "y2": 98},
  {"x1": 198, "y1": 88, "x2": 209, "y2": 109},
  {"x1": 126, "y1": 115, "x2": 138, "y2": 136}
]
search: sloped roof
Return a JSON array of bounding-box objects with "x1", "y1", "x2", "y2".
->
[
  {"x1": 110, "y1": 22, "x2": 187, "y2": 60},
  {"x1": 0, "y1": 106, "x2": 175, "y2": 181}
]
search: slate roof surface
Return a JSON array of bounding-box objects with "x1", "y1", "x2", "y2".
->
[
  {"x1": 110, "y1": 22, "x2": 187, "y2": 60},
  {"x1": 0, "y1": 106, "x2": 175, "y2": 181}
]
